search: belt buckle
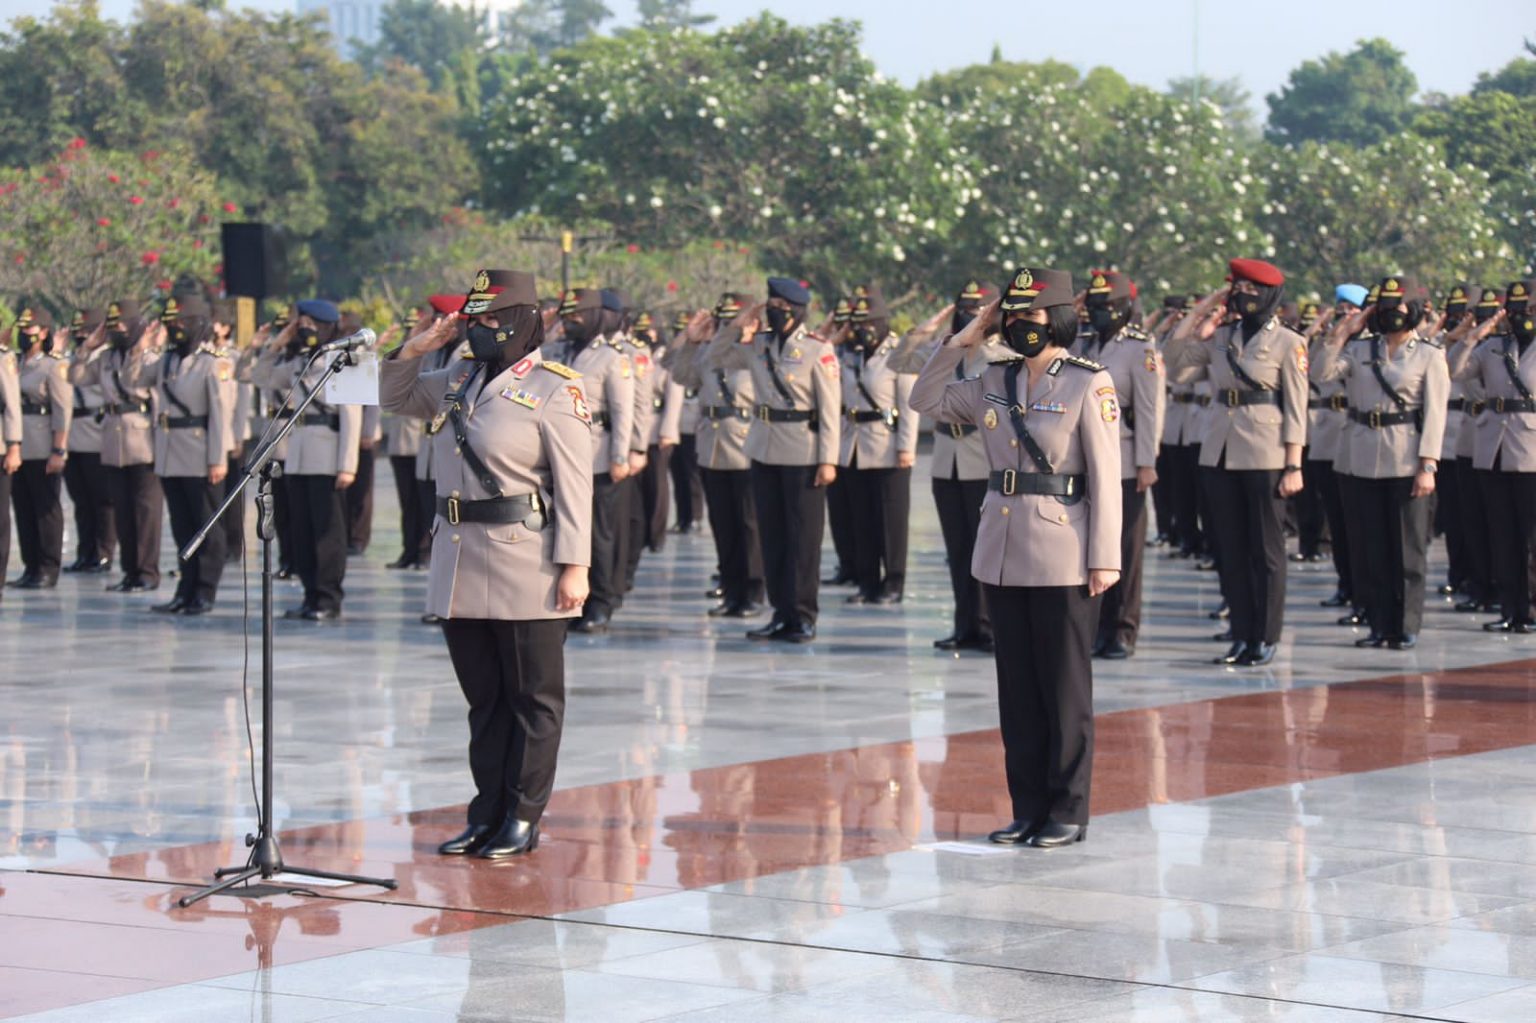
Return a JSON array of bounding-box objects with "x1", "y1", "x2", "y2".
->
[
  {"x1": 1495, "y1": 397, "x2": 1506, "y2": 414},
  {"x1": 1064, "y1": 476, "x2": 1077, "y2": 496},
  {"x1": 1001, "y1": 469, "x2": 1017, "y2": 496},
  {"x1": 1226, "y1": 388, "x2": 1239, "y2": 407},
  {"x1": 1368, "y1": 409, "x2": 1382, "y2": 429},
  {"x1": 757, "y1": 405, "x2": 770, "y2": 422},
  {"x1": 446, "y1": 496, "x2": 461, "y2": 526},
  {"x1": 949, "y1": 422, "x2": 964, "y2": 439},
  {"x1": 158, "y1": 413, "x2": 169, "y2": 428}
]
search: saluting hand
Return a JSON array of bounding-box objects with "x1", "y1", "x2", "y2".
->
[
  {"x1": 556, "y1": 564, "x2": 590, "y2": 612},
  {"x1": 1304, "y1": 306, "x2": 1336, "y2": 340},
  {"x1": 1088, "y1": 569, "x2": 1120, "y2": 597},
  {"x1": 400, "y1": 316, "x2": 457, "y2": 359},
  {"x1": 950, "y1": 297, "x2": 999, "y2": 349},
  {"x1": 1469, "y1": 310, "x2": 1506, "y2": 346},
  {"x1": 686, "y1": 308, "x2": 713, "y2": 343},
  {"x1": 920, "y1": 304, "x2": 955, "y2": 335},
  {"x1": 735, "y1": 302, "x2": 765, "y2": 340}
]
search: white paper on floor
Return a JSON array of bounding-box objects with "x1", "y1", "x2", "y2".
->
[
  {"x1": 269, "y1": 872, "x2": 357, "y2": 887},
  {"x1": 915, "y1": 842, "x2": 1015, "y2": 856}
]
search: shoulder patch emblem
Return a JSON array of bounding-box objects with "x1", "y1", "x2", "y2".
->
[
  {"x1": 1295, "y1": 344, "x2": 1309, "y2": 375},
  {"x1": 1144, "y1": 350, "x2": 1159, "y2": 373},
  {"x1": 567, "y1": 385, "x2": 591, "y2": 424},
  {"x1": 57, "y1": 361, "x2": 70, "y2": 380},
  {"x1": 216, "y1": 358, "x2": 233, "y2": 382},
  {"x1": 539, "y1": 361, "x2": 580, "y2": 379},
  {"x1": 1100, "y1": 396, "x2": 1120, "y2": 424}
]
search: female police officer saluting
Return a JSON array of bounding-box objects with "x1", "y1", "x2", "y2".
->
[
  {"x1": 382, "y1": 269, "x2": 593, "y2": 859},
  {"x1": 911, "y1": 267, "x2": 1121, "y2": 848}
]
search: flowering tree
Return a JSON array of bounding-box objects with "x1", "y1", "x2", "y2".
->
[{"x1": 0, "y1": 141, "x2": 224, "y2": 312}]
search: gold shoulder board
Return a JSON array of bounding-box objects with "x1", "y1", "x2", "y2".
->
[{"x1": 540, "y1": 361, "x2": 581, "y2": 379}]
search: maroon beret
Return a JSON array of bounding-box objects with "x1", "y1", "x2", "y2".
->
[{"x1": 1227, "y1": 258, "x2": 1285, "y2": 287}]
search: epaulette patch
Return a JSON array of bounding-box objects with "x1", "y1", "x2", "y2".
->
[
  {"x1": 1063, "y1": 356, "x2": 1104, "y2": 372},
  {"x1": 539, "y1": 361, "x2": 581, "y2": 379},
  {"x1": 1423, "y1": 337, "x2": 1444, "y2": 350},
  {"x1": 1123, "y1": 325, "x2": 1152, "y2": 342}
]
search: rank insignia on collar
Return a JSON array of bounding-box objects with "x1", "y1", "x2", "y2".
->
[
  {"x1": 503, "y1": 388, "x2": 541, "y2": 409},
  {"x1": 983, "y1": 408, "x2": 999, "y2": 429}
]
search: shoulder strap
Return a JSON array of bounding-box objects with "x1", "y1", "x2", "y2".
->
[
  {"x1": 160, "y1": 352, "x2": 196, "y2": 418},
  {"x1": 853, "y1": 352, "x2": 882, "y2": 411},
  {"x1": 443, "y1": 364, "x2": 502, "y2": 497},
  {"x1": 1003, "y1": 362, "x2": 1055, "y2": 475},
  {"x1": 1369, "y1": 336, "x2": 1409, "y2": 412},
  {"x1": 1502, "y1": 339, "x2": 1535, "y2": 401},
  {"x1": 713, "y1": 367, "x2": 737, "y2": 407},
  {"x1": 760, "y1": 340, "x2": 795, "y2": 408},
  {"x1": 1224, "y1": 332, "x2": 1268, "y2": 392}
]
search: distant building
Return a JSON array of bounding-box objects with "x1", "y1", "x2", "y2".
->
[{"x1": 297, "y1": 0, "x2": 385, "y2": 58}]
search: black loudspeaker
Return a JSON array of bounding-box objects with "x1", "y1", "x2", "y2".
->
[{"x1": 221, "y1": 222, "x2": 287, "y2": 299}]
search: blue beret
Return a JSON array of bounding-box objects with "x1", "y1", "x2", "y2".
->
[
  {"x1": 1334, "y1": 284, "x2": 1368, "y2": 308},
  {"x1": 767, "y1": 277, "x2": 810, "y2": 306},
  {"x1": 297, "y1": 298, "x2": 340, "y2": 324}
]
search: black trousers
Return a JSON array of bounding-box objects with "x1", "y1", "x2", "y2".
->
[
  {"x1": 441, "y1": 618, "x2": 567, "y2": 827},
  {"x1": 390, "y1": 456, "x2": 426, "y2": 565},
  {"x1": 1306, "y1": 459, "x2": 1352, "y2": 600},
  {"x1": 1151, "y1": 445, "x2": 1174, "y2": 537},
  {"x1": 346, "y1": 447, "x2": 375, "y2": 553},
  {"x1": 1351, "y1": 475, "x2": 1430, "y2": 638},
  {"x1": 985, "y1": 584, "x2": 1099, "y2": 826},
  {"x1": 1294, "y1": 447, "x2": 1327, "y2": 558},
  {"x1": 669, "y1": 433, "x2": 705, "y2": 530},
  {"x1": 1203, "y1": 465, "x2": 1287, "y2": 645},
  {"x1": 700, "y1": 467, "x2": 764, "y2": 606},
  {"x1": 286, "y1": 474, "x2": 347, "y2": 612},
  {"x1": 1337, "y1": 473, "x2": 1373, "y2": 615},
  {"x1": 932, "y1": 475, "x2": 990, "y2": 641},
  {"x1": 588, "y1": 472, "x2": 626, "y2": 616},
  {"x1": 1097, "y1": 478, "x2": 1147, "y2": 647},
  {"x1": 644, "y1": 443, "x2": 671, "y2": 551},
  {"x1": 1481, "y1": 465, "x2": 1536, "y2": 624},
  {"x1": 415, "y1": 478, "x2": 436, "y2": 562},
  {"x1": 12, "y1": 459, "x2": 64, "y2": 583},
  {"x1": 104, "y1": 463, "x2": 162, "y2": 586},
  {"x1": 752, "y1": 462, "x2": 825, "y2": 627},
  {"x1": 849, "y1": 465, "x2": 911, "y2": 598},
  {"x1": 1455, "y1": 457, "x2": 1495, "y2": 604},
  {"x1": 161, "y1": 475, "x2": 226, "y2": 604},
  {"x1": 1166, "y1": 443, "x2": 1204, "y2": 554},
  {"x1": 63, "y1": 450, "x2": 115, "y2": 564},
  {"x1": 0, "y1": 469, "x2": 10, "y2": 590},
  {"x1": 220, "y1": 450, "x2": 245, "y2": 562},
  {"x1": 272, "y1": 468, "x2": 294, "y2": 571},
  {"x1": 825, "y1": 471, "x2": 856, "y2": 578}
]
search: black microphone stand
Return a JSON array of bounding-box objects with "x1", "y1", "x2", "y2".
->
[{"x1": 176, "y1": 345, "x2": 397, "y2": 908}]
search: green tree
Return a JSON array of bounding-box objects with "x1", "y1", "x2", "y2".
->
[
  {"x1": 358, "y1": 0, "x2": 488, "y2": 88},
  {"x1": 1473, "y1": 56, "x2": 1536, "y2": 98},
  {"x1": 499, "y1": 0, "x2": 611, "y2": 56},
  {"x1": 1265, "y1": 38, "x2": 1418, "y2": 146},
  {"x1": 1167, "y1": 75, "x2": 1257, "y2": 139},
  {"x1": 636, "y1": 0, "x2": 714, "y2": 30}
]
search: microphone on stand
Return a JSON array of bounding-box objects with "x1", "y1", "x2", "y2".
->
[{"x1": 315, "y1": 327, "x2": 376, "y2": 354}]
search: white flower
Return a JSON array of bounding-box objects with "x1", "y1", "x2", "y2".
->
[
  {"x1": 1164, "y1": 165, "x2": 1178, "y2": 176},
  {"x1": 650, "y1": 196, "x2": 664, "y2": 209}
]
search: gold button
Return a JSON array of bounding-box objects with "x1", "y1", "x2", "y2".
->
[
  {"x1": 455, "y1": 446, "x2": 462, "y2": 455},
  {"x1": 451, "y1": 534, "x2": 460, "y2": 543},
  {"x1": 450, "y1": 489, "x2": 460, "y2": 498},
  {"x1": 1058, "y1": 514, "x2": 1068, "y2": 523},
  {"x1": 1001, "y1": 507, "x2": 1010, "y2": 516},
  {"x1": 1010, "y1": 439, "x2": 1018, "y2": 447}
]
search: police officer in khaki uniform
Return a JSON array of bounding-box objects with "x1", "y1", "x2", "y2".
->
[
  {"x1": 635, "y1": 312, "x2": 682, "y2": 553},
  {"x1": 822, "y1": 296, "x2": 858, "y2": 587},
  {"x1": 254, "y1": 299, "x2": 363, "y2": 620},
  {"x1": 705, "y1": 278, "x2": 841, "y2": 643},
  {"x1": 839, "y1": 286, "x2": 917, "y2": 604},
  {"x1": 1302, "y1": 285, "x2": 1366, "y2": 612},
  {"x1": 62, "y1": 309, "x2": 116, "y2": 573},
  {"x1": 666, "y1": 310, "x2": 706, "y2": 534},
  {"x1": 1080, "y1": 271, "x2": 1166, "y2": 658},
  {"x1": 892, "y1": 281, "x2": 999, "y2": 651},
  {"x1": 1313, "y1": 276, "x2": 1449, "y2": 649},
  {"x1": 0, "y1": 324, "x2": 21, "y2": 603},
  {"x1": 603, "y1": 291, "x2": 654, "y2": 598},
  {"x1": 911, "y1": 267, "x2": 1121, "y2": 848},
  {"x1": 385, "y1": 307, "x2": 430, "y2": 570},
  {"x1": 672, "y1": 295, "x2": 765, "y2": 617},
  {"x1": 544, "y1": 288, "x2": 635, "y2": 634},
  {"x1": 413, "y1": 297, "x2": 471, "y2": 590},
  {"x1": 1447, "y1": 287, "x2": 1504, "y2": 614},
  {"x1": 73, "y1": 300, "x2": 164, "y2": 592},
  {"x1": 1447, "y1": 278, "x2": 1536, "y2": 633},
  {"x1": 129, "y1": 295, "x2": 236, "y2": 615},
  {"x1": 9, "y1": 308, "x2": 71, "y2": 588},
  {"x1": 1166, "y1": 259, "x2": 1309, "y2": 667},
  {"x1": 382, "y1": 268, "x2": 593, "y2": 859}
]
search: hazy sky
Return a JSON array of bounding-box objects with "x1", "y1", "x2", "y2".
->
[{"x1": 9, "y1": 0, "x2": 1533, "y2": 110}]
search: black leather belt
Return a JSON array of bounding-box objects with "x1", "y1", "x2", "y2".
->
[
  {"x1": 73, "y1": 404, "x2": 92, "y2": 416},
  {"x1": 755, "y1": 405, "x2": 814, "y2": 423},
  {"x1": 1172, "y1": 393, "x2": 1202, "y2": 405},
  {"x1": 1309, "y1": 395, "x2": 1348, "y2": 411},
  {"x1": 702, "y1": 405, "x2": 750, "y2": 422},
  {"x1": 299, "y1": 412, "x2": 340, "y2": 429},
  {"x1": 844, "y1": 409, "x2": 891, "y2": 423},
  {"x1": 1217, "y1": 389, "x2": 1280, "y2": 407},
  {"x1": 987, "y1": 470, "x2": 1086, "y2": 497},
  {"x1": 942, "y1": 421, "x2": 977, "y2": 438},
  {"x1": 103, "y1": 400, "x2": 152, "y2": 415},
  {"x1": 1348, "y1": 409, "x2": 1418, "y2": 428},
  {"x1": 437, "y1": 493, "x2": 542, "y2": 526},
  {"x1": 20, "y1": 401, "x2": 51, "y2": 416},
  {"x1": 1446, "y1": 398, "x2": 1466, "y2": 411},
  {"x1": 1491, "y1": 397, "x2": 1536, "y2": 414},
  {"x1": 160, "y1": 414, "x2": 208, "y2": 429},
  {"x1": 593, "y1": 410, "x2": 611, "y2": 430},
  {"x1": 276, "y1": 407, "x2": 297, "y2": 420}
]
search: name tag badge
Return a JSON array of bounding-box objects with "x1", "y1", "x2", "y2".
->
[{"x1": 502, "y1": 388, "x2": 542, "y2": 410}]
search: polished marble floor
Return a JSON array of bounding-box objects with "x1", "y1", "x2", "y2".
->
[{"x1": 3, "y1": 454, "x2": 1536, "y2": 1021}]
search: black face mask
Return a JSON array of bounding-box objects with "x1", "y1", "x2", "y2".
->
[
  {"x1": 952, "y1": 306, "x2": 978, "y2": 335},
  {"x1": 562, "y1": 317, "x2": 592, "y2": 345},
  {"x1": 1370, "y1": 307, "x2": 1409, "y2": 335},
  {"x1": 1443, "y1": 306, "x2": 1468, "y2": 330},
  {"x1": 635, "y1": 331, "x2": 655, "y2": 346},
  {"x1": 1228, "y1": 290, "x2": 1262, "y2": 320},
  {"x1": 765, "y1": 307, "x2": 796, "y2": 340},
  {"x1": 1474, "y1": 307, "x2": 1499, "y2": 324},
  {"x1": 1002, "y1": 318, "x2": 1050, "y2": 358},
  {"x1": 466, "y1": 322, "x2": 502, "y2": 362},
  {"x1": 1088, "y1": 306, "x2": 1122, "y2": 338},
  {"x1": 1510, "y1": 306, "x2": 1535, "y2": 344},
  {"x1": 109, "y1": 325, "x2": 131, "y2": 349},
  {"x1": 168, "y1": 323, "x2": 192, "y2": 349},
  {"x1": 297, "y1": 326, "x2": 319, "y2": 348},
  {"x1": 852, "y1": 325, "x2": 879, "y2": 349}
]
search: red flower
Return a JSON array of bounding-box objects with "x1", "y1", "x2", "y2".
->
[
  {"x1": 213, "y1": 262, "x2": 223, "y2": 275},
  {"x1": 198, "y1": 214, "x2": 210, "y2": 224},
  {"x1": 222, "y1": 201, "x2": 238, "y2": 213},
  {"x1": 128, "y1": 195, "x2": 144, "y2": 205},
  {"x1": 711, "y1": 241, "x2": 724, "y2": 250},
  {"x1": 13, "y1": 254, "x2": 23, "y2": 264},
  {"x1": 626, "y1": 243, "x2": 640, "y2": 254},
  {"x1": 192, "y1": 240, "x2": 203, "y2": 249},
  {"x1": 96, "y1": 217, "x2": 111, "y2": 227},
  {"x1": 107, "y1": 174, "x2": 120, "y2": 184},
  {"x1": 141, "y1": 149, "x2": 160, "y2": 162},
  {"x1": 168, "y1": 197, "x2": 180, "y2": 209},
  {"x1": 68, "y1": 137, "x2": 86, "y2": 150},
  {"x1": 140, "y1": 251, "x2": 159, "y2": 266},
  {"x1": 666, "y1": 281, "x2": 679, "y2": 292},
  {"x1": 156, "y1": 279, "x2": 173, "y2": 291},
  {"x1": 798, "y1": 279, "x2": 809, "y2": 288}
]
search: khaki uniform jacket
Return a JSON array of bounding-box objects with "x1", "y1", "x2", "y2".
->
[
  {"x1": 18, "y1": 352, "x2": 72, "y2": 461},
  {"x1": 380, "y1": 349, "x2": 594, "y2": 621},
  {"x1": 1313, "y1": 334, "x2": 1449, "y2": 479},
  {"x1": 542, "y1": 337, "x2": 636, "y2": 475},
  {"x1": 1166, "y1": 318, "x2": 1309, "y2": 470},
  {"x1": 902, "y1": 334, "x2": 1012, "y2": 482},
  {"x1": 385, "y1": 413, "x2": 424, "y2": 459},
  {"x1": 253, "y1": 350, "x2": 362, "y2": 477},
  {"x1": 413, "y1": 342, "x2": 463, "y2": 481},
  {"x1": 647, "y1": 344, "x2": 684, "y2": 446},
  {"x1": 0, "y1": 349, "x2": 20, "y2": 447},
  {"x1": 838, "y1": 335, "x2": 917, "y2": 469},
  {"x1": 1449, "y1": 334, "x2": 1536, "y2": 472},
  {"x1": 671, "y1": 339, "x2": 755, "y2": 471},
  {"x1": 1077, "y1": 326, "x2": 1166, "y2": 479},
  {"x1": 1304, "y1": 333, "x2": 1348, "y2": 463},
  {"x1": 910, "y1": 344, "x2": 1123, "y2": 587},
  {"x1": 130, "y1": 345, "x2": 236, "y2": 478},
  {"x1": 74, "y1": 343, "x2": 158, "y2": 468},
  {"x1": 705, "y1": 324, "x2": 841, "y2": 466},
  {"x1": 66, "y1": 347, "x2": 108, "y2": 455},
  {"x1": 619, "y1": 336, "x2": 656, "y2": 455}
]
